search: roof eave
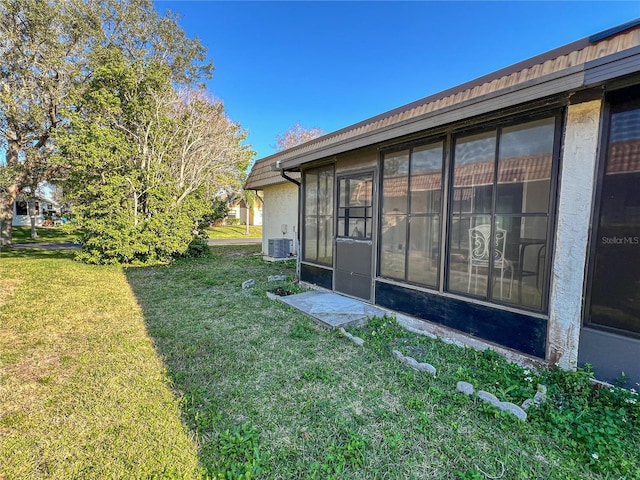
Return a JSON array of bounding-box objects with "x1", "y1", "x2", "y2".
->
[
  {"x1": 277, "y1": 44, "x2": 640, "y2": 170},
  {"x1": 279, "y1": 65, "x2": 585, "y2": 170}
]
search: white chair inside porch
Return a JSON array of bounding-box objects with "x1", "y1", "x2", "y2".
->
[{"x1": 467, "y1": 224, "x2": 514, "y2": 299}]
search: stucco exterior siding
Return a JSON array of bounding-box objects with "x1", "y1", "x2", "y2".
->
[
  {"x1": 548, "y1": 99, "x2": 603, "y2": 369},
  {"x1": 261, "y1": 182, "x2": 299, "y2": 256}
]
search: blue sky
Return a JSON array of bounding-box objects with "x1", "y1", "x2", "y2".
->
[{"x1": 155, "y1": 1, "x2": 640, "y2": 160}]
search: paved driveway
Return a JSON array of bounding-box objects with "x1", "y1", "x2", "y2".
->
[
  {"x1": 7, "y1": 242, "x2": 81, "y2": 250},
  {"x1": 207, "y1": 238, "x2": 261, "y2": 245},
  {"x1": 5, "y1": 238, "x2": 260, "y2": 250}
]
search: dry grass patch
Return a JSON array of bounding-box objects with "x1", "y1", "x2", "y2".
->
[{"x1": 0, "y1": 277, "x2": 20, "y2": 308}]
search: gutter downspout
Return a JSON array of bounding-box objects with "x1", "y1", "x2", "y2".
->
[
  {"x1": 280, "y1": 170, "x2": 300, "y2": 187},
  {"x1": 280, "y1": 168, "x2": 301, "y2": 281}
]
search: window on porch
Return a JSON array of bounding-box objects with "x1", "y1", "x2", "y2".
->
[
  {"x1": 378, "y1": 113, "x2": 560, "y2": 313},
  {"x1": 303, "y1": 165, "x2": 334, "y2": 266},
  {"x1": 380, "y1": 141, "x2": 444, "y2": 288}
]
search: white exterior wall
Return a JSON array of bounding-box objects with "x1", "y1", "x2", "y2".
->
[
  {"x1": 252, "y1": 205, "x2": 263, "y2": 226},
  {"x1": 12, "y1": 201, "x2": 47, "y2": 226},
  {"x1": 547, "y1": 99, "x2": 602, "y2": 369},
  {"x1": 262, "y1": 182, "x2": 299, "y2": 256},
  {"x1": 12, "y1": 215, "x2": 45, "y2": 227},
  {"x1": 228, "y1": 203, "x2": 263, "y2": 226}
]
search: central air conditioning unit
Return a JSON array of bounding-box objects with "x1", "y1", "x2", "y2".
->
[{"x1": 268, "y1": 238, "x2": 292, "y2": 258}]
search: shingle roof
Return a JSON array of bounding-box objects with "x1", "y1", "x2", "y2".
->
[
  {"x1": 244, "y1": 157, "x2": 287, "y2": 190},
  {"x1": 249, "y1": 20, "x2": 640, "y2": 173}
]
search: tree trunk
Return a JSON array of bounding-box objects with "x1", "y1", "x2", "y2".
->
[
  {"x1": 1, "y1": 140, "x2": 22, "y2": 246},
  {"x1": 28, "y1": 198, "x2": 38, "y2": 239},
  {"x1": 0, "y1": 186, "x2": 18, "y2": 247}
]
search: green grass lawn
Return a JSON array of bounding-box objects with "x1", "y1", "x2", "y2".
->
[
  {"x1": 10, "y1": 225, "x2": 81, "y2": 244},
  {"x1": 1, "y1": 245, "x2": 638, "y2": 479},
  {"x1": 207, "y1": 225, "x2": 262, "y2": 239},
  {"x1": 0, "y1": 249, "x2": 201, "y2": 479}
]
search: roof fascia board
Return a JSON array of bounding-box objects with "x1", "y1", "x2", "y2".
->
[
  {"x1": 245, "y1": 179, "x2": 285, "y2": 190},
  {"x1": 589, "y1": 18, "x2": 640, "y2": 42},
  {"x1": 302, "y1": 38, "x2": 593, "y2": 141},
  {"x1": 245, "y1": 176, "x2": 292, "y2": 190},
  {"x1": 281, "y1": 65, "x2": 586, "y2": 170},
  {"x1": 252, "y1": 43, "x2": 598, "y2": 170},
  {"x1": 584, "y1": 44, "x2": 640, "y2": 85}
]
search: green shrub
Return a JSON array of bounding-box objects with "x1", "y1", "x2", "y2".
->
[
  {"x1": 75, "y1": 210, "x2": 196, "y2": 265},
  {"x1": 182, "y1": 229, "x2": 212, "y2": 259}
]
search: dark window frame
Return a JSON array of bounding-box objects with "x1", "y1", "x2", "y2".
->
[
  {"x1": 378, "y1": 138, "x2": 446, "y2": 289},
  {"x1": 337, "y1": 172, "x2": 374, "y2": 239},
  {"x1": 376, "y1": 109, "x2": 563, "y2": 314},
  {"x1": 584, "y1": 86, "x2": 640, "y2": 338},
  {"x1": 445, "y1": 111, "x2": 563, "y2": 313},
  {"x1": 15, "y1": 201, "x2": 28, "y2": 216},
  {"x1": 302, "y1": 164, "x2": 335, "y2": 266}
]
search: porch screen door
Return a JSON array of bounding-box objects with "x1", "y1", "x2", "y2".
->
[{"x1": 334, "y1": 172, "x2": 375, "y2": 301}]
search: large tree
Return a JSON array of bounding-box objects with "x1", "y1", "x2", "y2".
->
[
  {"x1": 0, "y1": 0, "x2": 211, "y2": 245},
  {"x1": 0, "y1": 0, "x2": 88, "y2": 244},
  {"x1": 58, "y1": 52, "x2": 252, "y2": 264}
]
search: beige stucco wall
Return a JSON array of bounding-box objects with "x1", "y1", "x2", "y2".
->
[
  {"x1": 548, "y1": 98, "x2": 602, "y2": 369},
  {"x1": 228, "y1": 203, "x2": 262, "y2": 226},
  {"x1": 262, "y1": 182, "x2": 299, "y2": 256}
]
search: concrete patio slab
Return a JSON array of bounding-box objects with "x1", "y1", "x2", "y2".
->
[{"x1": 277, "y1": 290, "x2": 386, "y2": 328}]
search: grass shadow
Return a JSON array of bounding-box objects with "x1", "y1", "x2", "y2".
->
[
  {"x1": 124, "y1": 244, "x2": 303, "y2": 477},
  {"x1": 122, "y1": 244, "x2": 640, "y2": 480},
  {"x1": 0, "y1": 245, "x2": 203, "y2": 478}
]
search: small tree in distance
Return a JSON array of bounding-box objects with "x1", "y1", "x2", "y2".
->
[{"x1": 274, "y1": 123, "x2": 325, "y2": 152}]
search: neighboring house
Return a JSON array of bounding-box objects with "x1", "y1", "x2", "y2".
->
[
  {"x1": 245, "y1": 158, "x2": 299, "y2": 258},
  {"x1": 12, "y1": 193, "x2": 61, "y2": 227},
  {"x1": 251, "y1": 19, "x2": 640, "y2": 386},
  {"x1": 227, "y1": 197, "x2": 263, "y2": 227}
]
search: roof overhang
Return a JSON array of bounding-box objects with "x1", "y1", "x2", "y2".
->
[
  {"x1": 276, "y1": 45, "x2": 640, "y2": 171},
  {"x1": 252, "y1": 21, "x2": 640, "y2": 173}
]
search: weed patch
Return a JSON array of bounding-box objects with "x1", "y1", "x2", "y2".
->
[
  {"x1": 207, "y1": 423, "x2": 265, "y2": 479},
  {"x1": 349, "y1": 316, "x2": 640, "y2": 479}
]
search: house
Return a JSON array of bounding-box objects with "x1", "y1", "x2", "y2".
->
[
  {"x1": 245, "y1": 158, "x2": 299, "y2": 258},
  {"x1": 227, "y1": 196, "x2": 263, "y2": 227},
  {"x1": 251, "y1": 19, "x2": 640, "y2": 386},
  {"x1": 12, "y1": 193, "x2": 61, "y2": 227}
]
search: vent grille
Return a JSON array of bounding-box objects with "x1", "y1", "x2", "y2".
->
[{"x1": 268, "y1": 238, "x2": 292, "y2": 258}]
